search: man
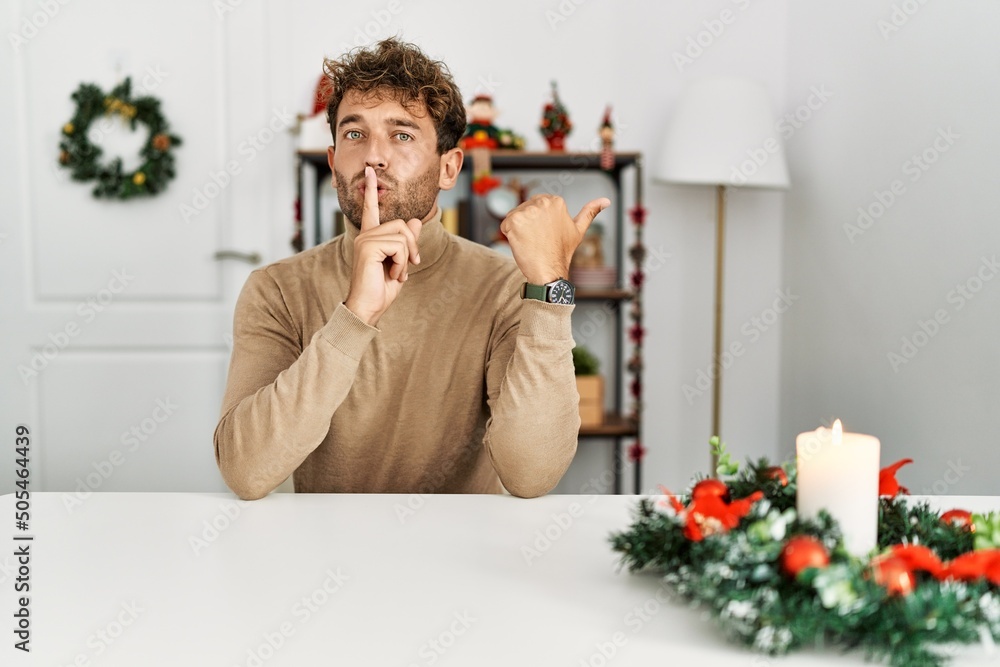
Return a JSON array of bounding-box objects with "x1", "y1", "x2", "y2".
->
[{"x1": 214, "y1": 37, "x2": 609, "y2": 500}]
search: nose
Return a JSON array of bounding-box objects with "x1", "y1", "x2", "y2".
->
[{"x1": 364, "y1": 135, "x2": 388, "y2": 171}]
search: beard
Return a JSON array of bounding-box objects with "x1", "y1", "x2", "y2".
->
[{"x1": 335, "y1": 162, "x2": 440, "y2": 230}]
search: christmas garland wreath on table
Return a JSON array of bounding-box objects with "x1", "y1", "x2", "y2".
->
[
  {"x1": 58, "y1": 77, "x2": 182, "y2": 200},
  {"x1": 610, "y1": 441, "x2": 1000, "y2": 667}
]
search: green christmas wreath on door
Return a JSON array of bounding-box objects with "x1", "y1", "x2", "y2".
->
[{"x1": 58, "y1": 77, "x2": 182, "y2": 200}]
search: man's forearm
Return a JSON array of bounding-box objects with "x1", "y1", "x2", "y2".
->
[
  {"x1": 484, "y1": 300, "x2": 579, "y2": 498},
  {"x1": 214, "y1": 303, "x2": 376, "y2": 499}
]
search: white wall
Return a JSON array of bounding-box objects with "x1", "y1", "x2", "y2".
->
[
  {"x1": 2, "y1": 0, "x2": 791, "y2": 495},
  {"x1": 781, "y1": 0, "x2": 1000, "y2": 494}
]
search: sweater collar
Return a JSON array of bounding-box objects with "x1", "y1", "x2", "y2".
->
[{"x1": 339, "y1": 204, "x2": 448, "y2": 275}]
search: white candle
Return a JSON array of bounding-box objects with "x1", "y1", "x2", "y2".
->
[{"x1": 796, "y1": 420, "x2": 881, "y2": 556}]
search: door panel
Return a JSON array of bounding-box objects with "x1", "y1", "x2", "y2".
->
[
  {"x1": 36, "y1": 352, "x2": 228, "y2": 493},
  {"x1": 1, "y1": 1, "x2": 288, "y2": 495}
]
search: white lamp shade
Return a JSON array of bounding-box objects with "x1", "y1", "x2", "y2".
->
[{"x1": 655, "y1": 77, "x2": 789, "y2": 189}]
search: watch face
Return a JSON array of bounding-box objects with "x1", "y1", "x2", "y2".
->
[{"x1": 548, "y1": 280, "x2": 575, "y2": 304}]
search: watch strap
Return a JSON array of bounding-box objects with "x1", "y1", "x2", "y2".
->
[{"x1": 521, "y1": 282, "x2": 548, "y2": 301}]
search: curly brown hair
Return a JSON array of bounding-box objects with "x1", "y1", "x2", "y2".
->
[{"x1": 322, "y1": 37, "x2": 467, "y2": 155}]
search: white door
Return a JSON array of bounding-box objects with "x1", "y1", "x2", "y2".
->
[{"x1": 0, "y1": 2, "x2": 296, "y2": 496}]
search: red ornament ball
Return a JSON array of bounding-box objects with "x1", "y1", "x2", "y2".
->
[
  {"x1": 780, "y1": 536, "x2": 830, "y2": 578},
  {"x1": 940, "y1": 509, "x2": 974, "y2": 531},
  {"x1": 152, "y1": 133, "x2": 171, "y2": 151},
  {"x1": 763, "y1": 466, "x2": 789, "y2": 487},
  {"x1": 691, "y1": 479, "x2": 730, "y2": 503},
  {"x1": 872, "y1": 556, "x2": 916, "y2": 596}
]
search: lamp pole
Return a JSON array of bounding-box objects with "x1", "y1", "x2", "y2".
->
[{"x1": 710, "y1": 184, "x2": 726, "y2": 474}]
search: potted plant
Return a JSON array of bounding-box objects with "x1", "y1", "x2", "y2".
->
[
  {"x1": 539, "y1": 81, "x2": 572, "y2": 151},
  {"x1": 573, "y1": 345, "x2": 604, "y2": 427}
]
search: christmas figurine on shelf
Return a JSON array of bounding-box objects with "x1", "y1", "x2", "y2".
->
[
  {"x1": 461, "y1": 94, "x2": 501, "y2": 195},
  {"x1": 460, "y1": 93, "x2": 523, "y2": 195},
  {"x1": 572, "y1": 223, "x2": 605, "y2": 269},
  {"x1": 539, "y1": 81, "x2": 572, "y2": 151},
  {"x1": 569, "y1": 222, "x2": 617, "y2": 290},
  {"x1": 599, "y1": 106, "x2": 615, "y2": 171}
]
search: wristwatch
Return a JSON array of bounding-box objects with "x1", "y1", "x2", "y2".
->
[{"x1": 520, "y1": 277, "x2": 575, "y2": 305}]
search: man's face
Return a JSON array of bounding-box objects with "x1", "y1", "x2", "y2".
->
[{"x1": 331, "y1": 88, "x2": 443, "y2": 229}]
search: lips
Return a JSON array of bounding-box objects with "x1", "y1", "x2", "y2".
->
[
  {"x1": 360, "y1": 185, "x2": 390, "y2": 202},
  {"x1": 358, "y1": 181, "x2": 390, "y2": 196}
]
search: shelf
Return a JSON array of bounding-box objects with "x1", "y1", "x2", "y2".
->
[
  {"x1": 576, "y1": 289, "x2": 633, "y2": 301},
  {"x1": 483, "y1": 150, "x2": 640, "y2": 171},
  {"x1": 579, "y1": 413, "x2": 639, "y2": 438},
  {"x1": 297, "y1": 150, "x2": 329, "y2": 167}
]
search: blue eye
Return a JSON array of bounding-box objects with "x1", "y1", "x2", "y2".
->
[
  {"x1": 345, "y1": 130, "x2": 362, "y2": 140},
  {"x1": 397, "y1": 133, "x2": 412, "y2": 142}
]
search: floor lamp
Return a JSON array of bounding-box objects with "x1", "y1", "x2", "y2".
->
[{"x1": 653, "y1": 78, "x2": 789, "y2": 473}]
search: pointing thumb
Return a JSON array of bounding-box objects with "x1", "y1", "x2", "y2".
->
[{"x1": 574, "y1": 198, "x2": 612, "y2": 235}]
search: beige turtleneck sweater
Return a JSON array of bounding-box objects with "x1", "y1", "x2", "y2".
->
[{"x1": 214, "y1": 206, "x2": 581, "y2": 500}]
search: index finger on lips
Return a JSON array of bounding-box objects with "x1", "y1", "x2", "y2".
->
[{"x1": 361, "y1": 166, "x2": 380, "y2": 231}]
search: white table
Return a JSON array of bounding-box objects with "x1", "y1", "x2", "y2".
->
[{"x1": 2, "y1": 492, "x2": 997, "y2": 666}]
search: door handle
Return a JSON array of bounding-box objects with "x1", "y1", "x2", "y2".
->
[{"x1": 214, "y1": 250, "x2": 262, "y2": 265}]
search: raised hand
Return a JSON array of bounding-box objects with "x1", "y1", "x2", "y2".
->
[
  {"x1": 343, "y1": 166, "x2": 423, "y2": 326},
  {"x1": 500, "y1": 194, "x2": 611, "y2": 286}
]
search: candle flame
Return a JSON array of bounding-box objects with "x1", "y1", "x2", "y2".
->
[{"x1": 832, "y1": 419, "x2": 843, "y2": 446}]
